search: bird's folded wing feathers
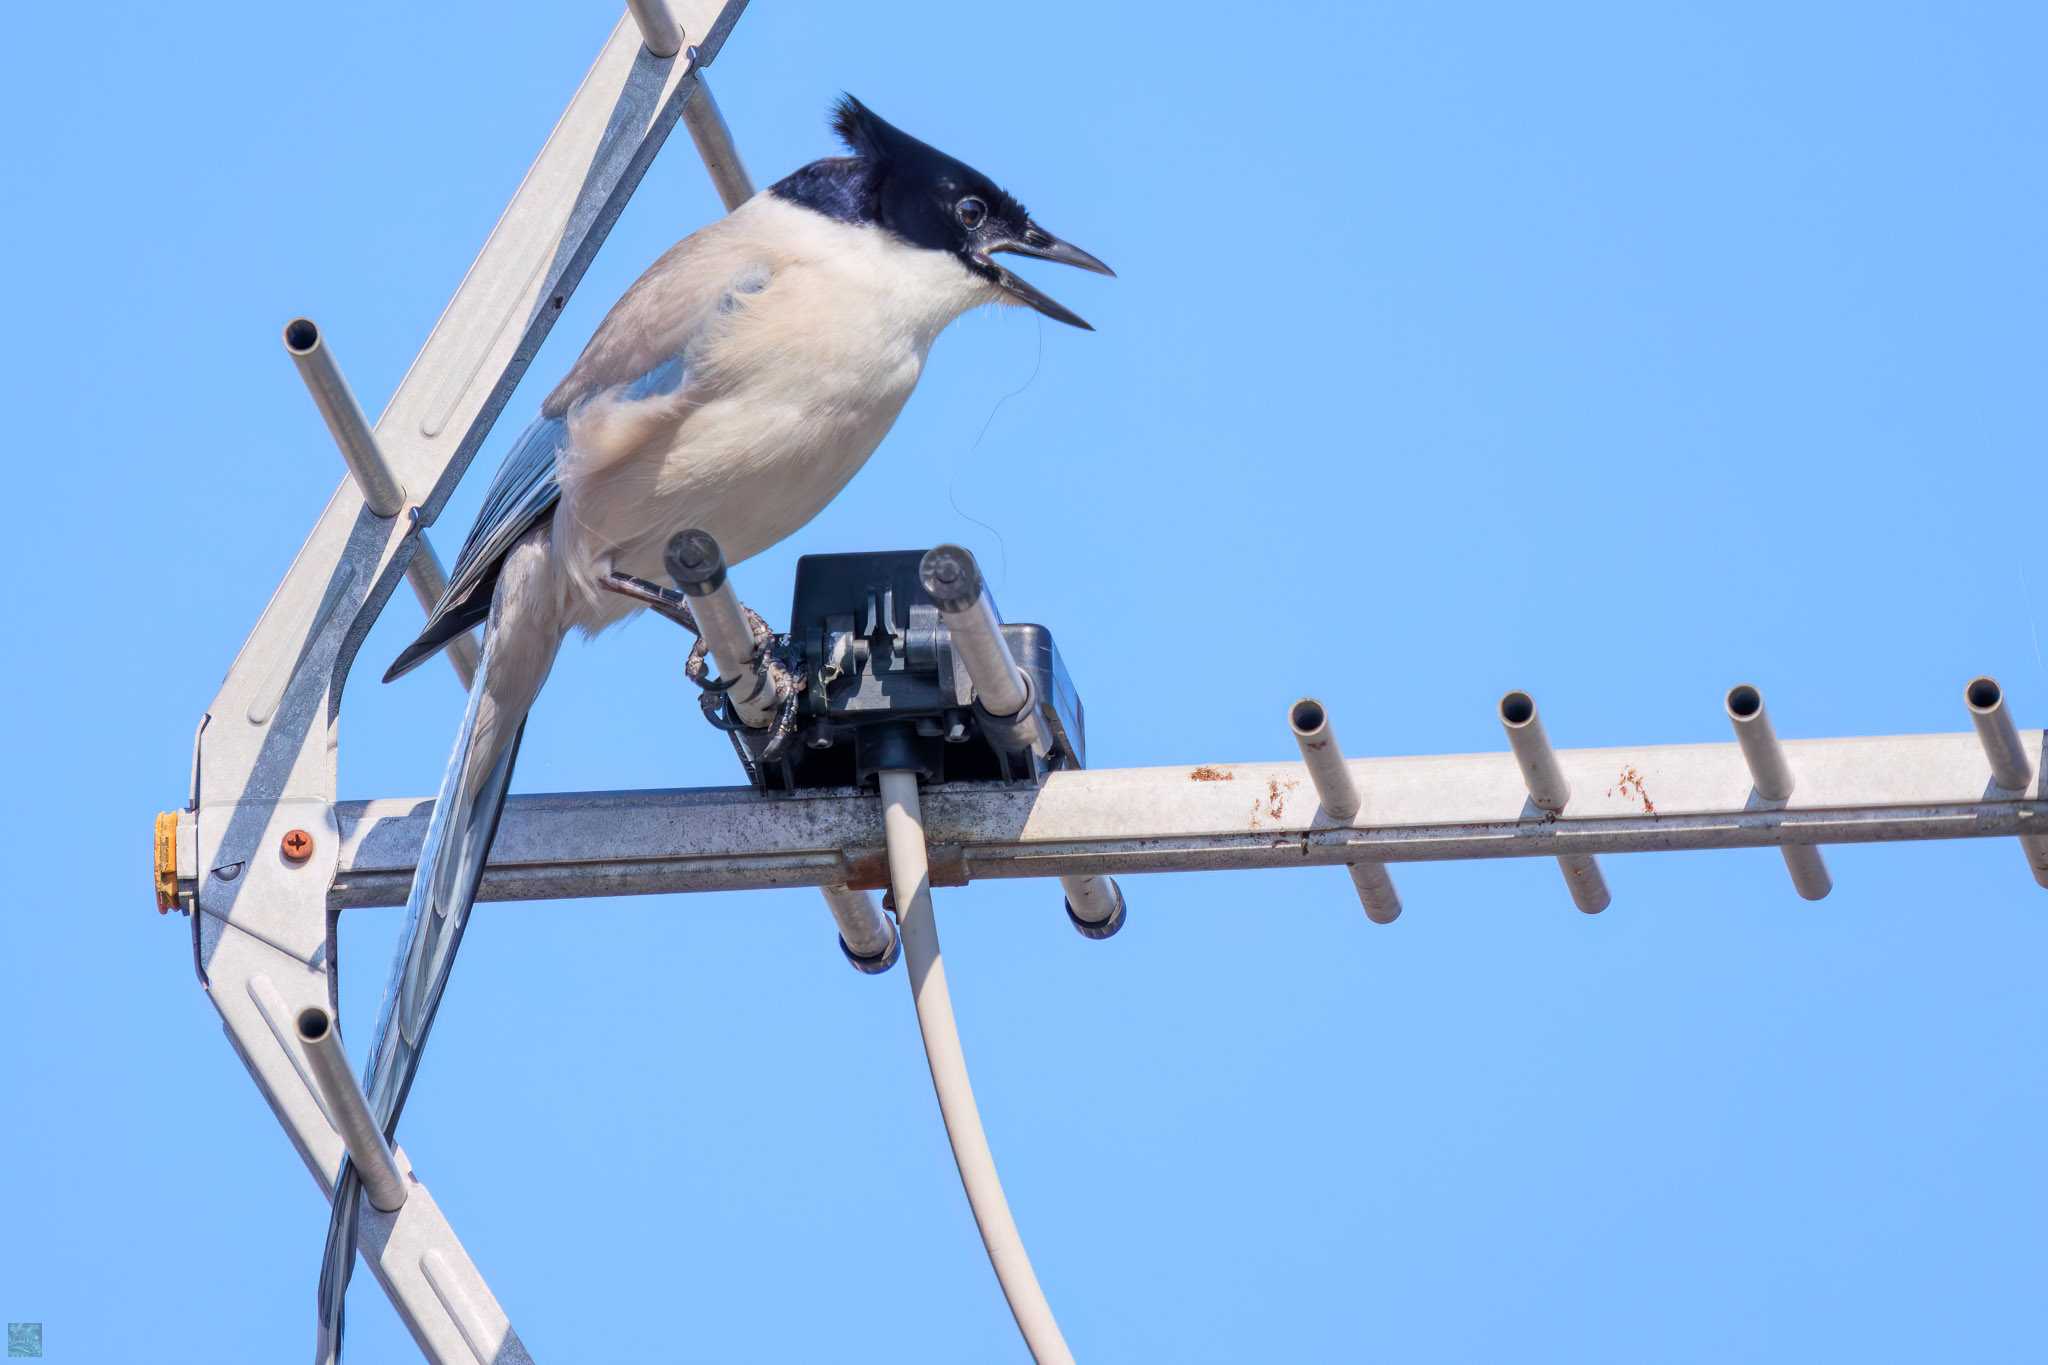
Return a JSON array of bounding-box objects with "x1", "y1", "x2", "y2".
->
[
  {"x1": 427, "y1": 337, "x2": 697, "y2": 624},
  {"x1": 379, "y1": 413, "x2": 564, "y2": 683},
  {"x1": 438, "y1": 414, "x2": 564, "y2": 619},
  {"x1": 385, "y1": 233, "x2": 768, "y2": 682}
]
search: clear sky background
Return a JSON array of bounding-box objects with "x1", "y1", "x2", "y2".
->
[{"x1": 5, "y1": 1, "x2": 2047, "y2": 1360}]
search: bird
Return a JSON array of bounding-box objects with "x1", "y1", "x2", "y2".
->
[{"x1": 313, "y1": 93, "x2": 1112, "y2": 1358}]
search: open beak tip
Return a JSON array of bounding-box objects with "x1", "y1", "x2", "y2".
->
[
  {"x1": 1064, "y1": 246, "x2": 1116, "y2": 279},
  {"x1": 1044, "y1": 301, "x2": 1095, "y2": 330},
  {"x1": 1035, "y1": 301, "x2": 1094, "y2": 330},
  {"x1": 1073, "y1": 249, "x2": 1116, "y2": 279}
]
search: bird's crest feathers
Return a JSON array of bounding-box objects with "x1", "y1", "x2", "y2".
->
[{"x1": 830, "y1": 93, "x2": 897, "y2": 162}]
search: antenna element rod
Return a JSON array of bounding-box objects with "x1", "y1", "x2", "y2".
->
[
  {"x1": 920, "y1": 544, "x2": 1030, "y2": 718},
  {"x1": 1499, "y1": 691, "x2": 1611, "y2": 914},
  {"x1": 1964, "y1": 676, "x2": 2048, "y2": 888},
  {"x1": 668, "y1": 529, "x2": 776, "y2": 728},
  {"x1": 823, "y1": 883, "x2": 899, "y2": 973},
  {"x1": 626, "y1": 0, "x2": 683, "y2": 57},
  {"x1": 681, "y1": 69, "x2": 754, "y2": 212},
  {"x1": 283, "y1": 317, "x2": 404, "y2": 518},
  {"x1": 1724, "y1": 684, "x2": 1831, "y2": 900},
  {"x1": 296, "y1": 1007, "x2": 407, "y2": 1214},
  {"x1": 1289, "y1": 698, "x2": 1401, "y2": 923}
]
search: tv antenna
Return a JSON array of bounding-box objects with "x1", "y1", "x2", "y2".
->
[{"x1": 154, "y1": 5, "x2": 2048, "y2": 1359}]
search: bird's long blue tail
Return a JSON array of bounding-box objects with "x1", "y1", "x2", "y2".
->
[{"x1": 314, "y1": 610, "x2": 532, "y2": 1363}]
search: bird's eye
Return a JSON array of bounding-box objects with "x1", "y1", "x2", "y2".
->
[{"x1": 955, "y1": 196, "x2": 987, "y2": 230}]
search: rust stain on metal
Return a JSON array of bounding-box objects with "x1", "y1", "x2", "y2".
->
[
  {"x1": 1265, "y1": 777, "x2": 1296, "y2": 821},
  {"x1": 1190, "y1": 766, "x2": 1233, "y2": 782},
  {"x1": 1607, "y1": 766, "x2": 1657, "y2": 816},
  {"x1": 841, "y1": 850, "x2": 889, "y2": 892},
  {"x1": 843, "y1": 845, "x2": 967, "y2": 890},
  {"x1": 927, "y1": 845, "x2": 970, "y2": 888}
]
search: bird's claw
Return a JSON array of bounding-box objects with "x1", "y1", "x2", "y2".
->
[
  {"x1": 628, "y1": 570, "x2": 802, "y2": 775},
  {"x1": 683, "y1": 636, "x2": 728, "y2": 692},
  {"x1": 700, "y1": 623, "x2": 805, "y2": 774}
]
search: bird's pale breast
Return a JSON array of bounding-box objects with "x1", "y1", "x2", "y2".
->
[{"x1": 553, "y1": 202, "x2": 990, "y2": 631}]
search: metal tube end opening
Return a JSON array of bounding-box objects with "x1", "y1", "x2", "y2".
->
[
  {"x1": 1064, "y1": 876, "x2": 1127, "y2": 940},
  {"x1": 1726, "y1": 683, "x2": 1763, "y2": 721},
  {"x1": 1500, "y1": 691, "x2": 1536, "y2": 728},
  {"x1": 1289, "y1": 698, "x2": 1328, "y2": 739},
  {"x1": 296, "y1": 1006, "x2": 331, "y2": 1043},
  {"x1": 839, "y1": 931, "x2": 901, "y2": 975},
  {"x1": 283, "y1": 317, "x2": 320, "y2": 355},
  {"x1": 1967, "y1": 676, "x2": 2004, "y2": 714}
]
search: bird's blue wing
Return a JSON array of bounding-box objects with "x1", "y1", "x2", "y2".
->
[
  {"x1": 381, "y1": 414, "x2": 563, "y2": 680},
  {"x1": 444, "y1": 415, "x2": 565, "y2": 605},
  {"x1": 386, "y1": 330, "x2": 731, "y2": 685}
]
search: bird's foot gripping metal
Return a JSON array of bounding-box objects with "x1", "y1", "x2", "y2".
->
[
  {"x1": 709, "y1": 545, "x2": 1088, "y2": 794},
  {"x1": 691, "y1": 637, "x2": 808, "y2": 782},
  {"x1": 602, "y1": 546, "x2": 809, "y2": 783}
]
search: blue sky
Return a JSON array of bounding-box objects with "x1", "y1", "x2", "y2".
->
[{"x1": 5, "y1": 1, "x2": 2048, "y2": 1359}]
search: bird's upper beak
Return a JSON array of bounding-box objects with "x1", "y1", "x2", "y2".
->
[{"x1": 977, "y1": 222, "x2": 1115, "y2": 330}]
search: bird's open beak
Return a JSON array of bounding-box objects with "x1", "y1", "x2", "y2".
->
[{"x1": 979, "y1": 223, "x2": 1115, "y2": 330}]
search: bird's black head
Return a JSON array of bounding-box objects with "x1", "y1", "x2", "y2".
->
[{"x1": 770, "y1": 94, "x2": 1113, "y2": 329}]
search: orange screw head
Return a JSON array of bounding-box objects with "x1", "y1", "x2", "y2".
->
[{"x1": 281, "y1": 829, "x2": 314, "y2": 862}]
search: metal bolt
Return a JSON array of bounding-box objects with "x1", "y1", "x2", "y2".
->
[
  {"x1": 281, "y1": 829, "x2": 314, "y2": 862},
  {"x1": 665, "y1": 528, "x2": 726, "y2": 593}
]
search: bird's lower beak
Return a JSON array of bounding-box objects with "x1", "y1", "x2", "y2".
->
[{"x1": 980, "y1": 224, "x2": 1115, "y2": 330}]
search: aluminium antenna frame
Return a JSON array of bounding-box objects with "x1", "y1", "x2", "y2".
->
[
  {"x1": 165, "y1": 6, "x2": 757, "y2": 1360},
  {"x1": 157, "y1": 6, "x2": 2048, "y2": 1362}
]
